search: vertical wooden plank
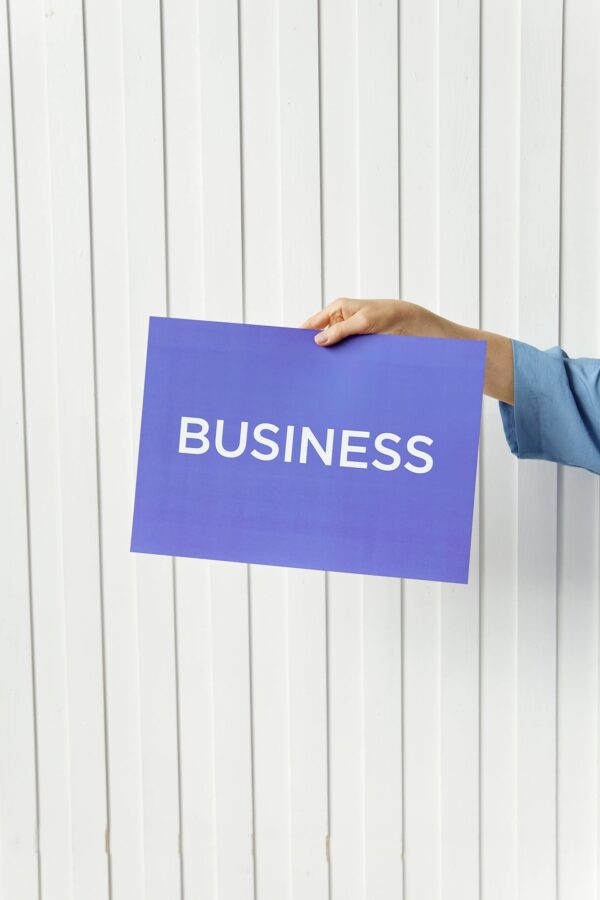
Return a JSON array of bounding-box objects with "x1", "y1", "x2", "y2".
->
[
  {"x1": 42, "y1": 1, "x2": 110, "y2": 895},
  {"x1": 196, "y1": 0, "x2": 256, "y2": 889},
  {"x1": 239, "y1": 0, "x2": 281, "y2": 329},
  {"x1": 557, "y1": 1, "x2": 600, "y2": 896},
  {"x1": 517, "y1": 1, "x2": 563, "y2": 896},
  {"x1": 437, "y1": 1, "x2": 481, "y2": 897},
  {"x1": 320, "y1": 0, "x2": 362, "y2": 892},
  {"x1": 161, "y1": 0, "x2": 203, "y2": 323},
  {"x1": 240, "y1": 0, "x2": 329, "y2": 892},
  {"x1": 8, "y1": 0, "x2": 73, "y2": 894},
  {"x1": 285, "y1": 568, "x2": 328, "y2": 899},
  {"x1": 322, "y1": 0, "x2": 403, "y2": 894},
  {"x1": 84, "y1": 0, "x2": 146, "y2": 895},
  {"x1": 197, "y1": 0, "x2": 245, "y2": 325},
  {"x1": 0, "y1": 2, "x2": 39, "y2": 896},
  {"x1": 238, "y1": 0, "x2": 289, "y2": 897},
  {"x1": 398, "y1": 1, "x2": 441, "y2": 896},
  {"x1": 479, "y1": 0, "x2": 519, "y2": 896},
  {"x1": 162, "y1": 0, "x2": 255, "y2": 897},
  {"x1": 247, "y1": 560, "x2": 289, "y2": 900},
  {"x1": 207, "y1": 562, "x2": 254, "y2": 899},
  {"x1": 355, "y1": 1, "x2": 403, "y2": 897},
  {"x1": 159, "y1": 1, "x2": 214, "y2": 897},
  {"x1": 120, "y1": 0, "x2": 182, "y2": 896},
  {"x1": 278, "y1": 1, "x2": 329, "y2": 898}
]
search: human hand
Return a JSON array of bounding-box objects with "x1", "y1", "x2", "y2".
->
[{"x1": 300, "y1": 297, "x2": 446, "y2": 346}]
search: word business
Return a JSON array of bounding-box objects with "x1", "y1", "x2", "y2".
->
[{"x1": 178, "y1": 416, "x2": 434, "y2": 473}]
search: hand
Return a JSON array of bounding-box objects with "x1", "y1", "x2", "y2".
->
[
  {"x1": 300, "y1": 297, "x2": 515, "y2": 405},
  {"x1": 301, "y1": 298, "x2": 427, "y2": 346}
]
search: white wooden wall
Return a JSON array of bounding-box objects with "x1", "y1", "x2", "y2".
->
[{"x1": 1, "y1": 0, "x2": 599, "y2": 898}]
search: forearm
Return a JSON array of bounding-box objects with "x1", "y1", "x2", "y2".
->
[{"x1": 409, "y1": 308, "x2": 514, "y2": 405}]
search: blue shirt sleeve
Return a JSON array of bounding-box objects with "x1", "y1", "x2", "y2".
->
[{"x1": 498, "y1": 338, "x2": 600, "y2": 475}]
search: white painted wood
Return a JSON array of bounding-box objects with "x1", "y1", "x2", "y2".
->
[
  {"x1": 0, "y1": 3, "x2": 39, "y2": 896},
  {"x1": 479, "y1": 1, "x2": 520, "y2": 897},
  {"x1": 120, "y1": 1, "x2": 182, "y2": 896},
  {"x1": 160, "y1": 2, "x2": 215, "y2": 898},
  {"x1": 286, "y1": 569, "x2": 329, "y2": 898},
  {"x1": 8, "y1": 0, "x2": 74, "y2": 895},
  {"x1": 557, "y1": 2, "x2": 600, "y2": 897},
  {"x1": 517, "y1": 2, "x2": 563, "y2": 897},
  {"x1": 238, "y1": 1, "x2": 289, "y2": 897},
  {"x1": 208, "y1": 563, "x2": 255, "y2": 897},
  {"x1": 437, "y1": 3, "x2": 481, "y2": 898},
  {"x1": 278, "y1": 2, "x2": 329, "y2": 898},
  {"x1": 319, "y1": 2, "x2": 363, "y2": 896},
  {"x1": 162, "y1": 2, "x2": 254, "y2": 898},
  {"x1": 42, "y1": 1, "x2": 110, "y2": 895},
  {"x1": 398, "y1": 2, "x2": 441, "y2": 896},
  {"x1": 355, "y1": 2, "x2": 403, "y2": 898},
  {"x1": 3, "y1": 1, "x2": 600, "y2": 897},
  {"x1": 83, "y1": 0, "x2": 146, "y2": 896}
]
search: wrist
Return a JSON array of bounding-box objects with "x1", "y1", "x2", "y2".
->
[
  {"x1": 410, "y1": 305, "x2": 474, "y2": 342},
  {"x1": 405, "y1": 307, "x2": 513, "y2": 402}
]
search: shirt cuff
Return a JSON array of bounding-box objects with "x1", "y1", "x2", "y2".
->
[{"x1": 498, "y1": 338, "x2": 567, "y2": 461}]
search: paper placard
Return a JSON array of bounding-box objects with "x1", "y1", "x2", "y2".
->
[{"x1": 131, "y1": 317, "x2": 485, "y2": 583}]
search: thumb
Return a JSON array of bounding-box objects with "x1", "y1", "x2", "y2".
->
[{"x1": 314, "y1": 312, "x2": 366, "y2": 346}]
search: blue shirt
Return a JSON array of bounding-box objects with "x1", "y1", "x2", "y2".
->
[{"x1": 498, "y1": 339, "x2": 600, "y2": 475}]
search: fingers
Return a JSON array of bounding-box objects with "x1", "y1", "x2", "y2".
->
[
  {"x1": 300, "y1": 307, "x2": 332, "y2": 330},
  {"x1": 300, "y1": 297, "x2": 347, "y2": 330},
  {"x1": 314, "y1": 311, "x2": 366, "y2": 346}
]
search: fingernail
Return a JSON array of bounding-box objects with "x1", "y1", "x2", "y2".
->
[{"x1": 315, "y1": 331, "x2": 328, "y2": 345}]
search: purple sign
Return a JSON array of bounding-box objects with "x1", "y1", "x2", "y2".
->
[{"x1": 130, "y1": 317, "x2": 485, "y2": 583}]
